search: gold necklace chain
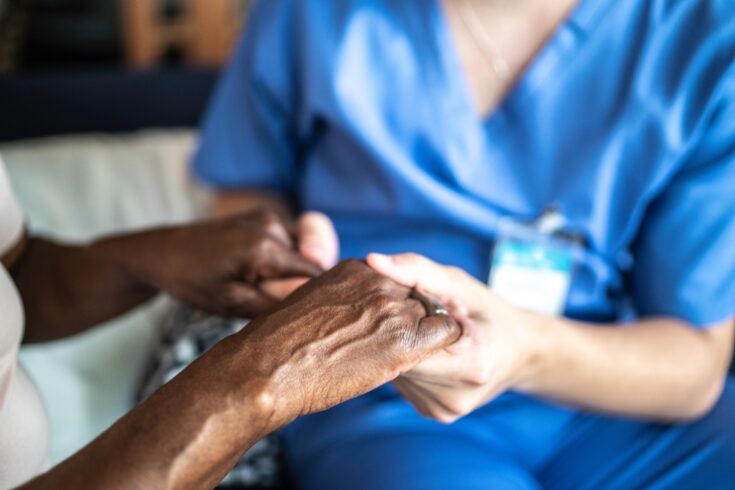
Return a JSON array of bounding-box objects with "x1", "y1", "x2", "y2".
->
[{"x1": 455, "y1": 0, "x2": 511, "y2": 81}]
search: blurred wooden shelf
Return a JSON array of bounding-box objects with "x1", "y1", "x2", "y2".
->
[{"x1": 120, "y1": 0, "x2": 248, "y2": 69}]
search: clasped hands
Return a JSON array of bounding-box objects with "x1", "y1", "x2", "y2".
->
[{"x1": 136, "y1": 210, "x2": 536, "y2": 425}]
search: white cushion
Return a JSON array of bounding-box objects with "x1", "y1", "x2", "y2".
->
[{"x1": 0, "y1": 130, "x2": 207, "y2": 464}]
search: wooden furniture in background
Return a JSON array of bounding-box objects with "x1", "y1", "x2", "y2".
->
[
  {"x1": 120, "y1": 0, "x2": 248, "y2": 69},
  {"x1": 0, "y1": 4, "x2": 28, "y2": 72}
]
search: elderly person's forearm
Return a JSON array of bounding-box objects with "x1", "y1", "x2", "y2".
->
[{"x1": 20, "y1": 260, "x2": 460, "y2": 490}]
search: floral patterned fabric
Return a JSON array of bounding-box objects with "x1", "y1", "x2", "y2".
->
[{"x1": 138, "y1": 304, "x2": 286, "y2": 489}]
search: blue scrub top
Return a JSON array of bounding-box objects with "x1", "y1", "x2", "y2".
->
[{"x1": 194, "y1": 0, "x2": 735, "y2": 326}]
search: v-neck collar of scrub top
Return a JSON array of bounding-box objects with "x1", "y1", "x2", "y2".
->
[{"x1": 432, "y1": 0, "x2": 616, "y2": 130}]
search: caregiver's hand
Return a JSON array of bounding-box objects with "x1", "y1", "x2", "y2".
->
[
  {"x1": 127, "y1": 210, "x2": 323, "y2": 317},
  {"x1": 367, "y1": 253, "x2": 541, "y2": 423},
  {"x1": 243, "y1": 259, "x2": 463, "y2": 422},
  {"x1": 260, "y1": 211, "x2": 340, "y2": 300}
]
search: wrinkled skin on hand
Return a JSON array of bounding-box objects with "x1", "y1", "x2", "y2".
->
[
  {"x1": 131, "y1": 210, "x2": 323, "y2": 318},
  {"x1": 240, "y1": 259, "x2": 463, "y2": 424}
]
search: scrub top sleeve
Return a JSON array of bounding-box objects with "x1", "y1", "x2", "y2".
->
[
  {"x1": 193, "y1": 0, "x2": 300, "y2": 196},
  {"x1": 631, "y1": 85, "x2": 735, "y2": 328}
]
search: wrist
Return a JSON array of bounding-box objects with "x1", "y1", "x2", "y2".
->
[
  {"x1": 224, "y1": 324, "x2": 303, "y2": 434},
  {"x1": 93, "y1": 229, "x2": 169, "y2": 294},
  {"x1": 164, "y1": 328, "x2": 292, "y2": 449},
  {"x1": 511, "y1": 308, "x2": 556, "y2": 393},
  {"x1": 59, "y1": 233, "x2": 161, "y2": 307}
]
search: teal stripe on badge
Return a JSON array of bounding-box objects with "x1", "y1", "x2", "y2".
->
[{"x1": 493, "y1": 240, "x2": 574, "y2": 272}]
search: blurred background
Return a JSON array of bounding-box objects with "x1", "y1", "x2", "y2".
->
[{"x1": 0, "y1": 0, "x2": 250, "y2": 140}]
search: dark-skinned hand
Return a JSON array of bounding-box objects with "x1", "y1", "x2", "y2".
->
[
  {"x1": 237, "y1": 259, "x2": 463, "y2": 425},
  {"x1": 19, "y1": 260, "x2": 462, "y2": 490},
  {"x1": 125, "y1": 210, "x2": 323, "y2": 318}
]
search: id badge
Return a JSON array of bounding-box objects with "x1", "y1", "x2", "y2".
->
[{"x1": 489, "y1": 213, "x2": 580, "y2": 316}]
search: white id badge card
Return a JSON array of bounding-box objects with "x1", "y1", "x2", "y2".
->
[{"x1": 489, "y1": 216, "x2": 580, "y2": 316}]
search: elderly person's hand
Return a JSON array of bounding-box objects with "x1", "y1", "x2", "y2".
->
[
  {"x1": 259, "y1": 211, "x2": 340, "y2": 300},
  {"x1": 124, "y1": 210, "x2": 324, "y2": 317},
  {"x1": 20, "y1": 259, "x2": 462, "y2": 489},
  {"x1": 240, "y1": 259, "x2": 462, "y2": 422},
  {"x1": 367, "y1": 252, "x2": 539, "y2": 423}
]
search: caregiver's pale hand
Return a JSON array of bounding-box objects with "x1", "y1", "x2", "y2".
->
[
  {"x1": 126, "y1": 210, "x2": 323, "y2": 317},
  {"x1": 242, "y1": 259, "x2": 462, "y2": 423},
  {"x1": 260, "y1": 211, "x2": 340, "y2": 299},
  {"x1": 367, "y1": 253, "x2": 542, "y2": 423}
]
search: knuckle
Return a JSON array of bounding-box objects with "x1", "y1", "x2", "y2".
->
[
  {"x1": 446, "y1": 266, "x2": 467, "y2": 281},
  {"x1": 261, "y1": 212, "x2": 287, "y2": 235},
  {"x1": 468, "y1": 368, "x2": 492, "y2": 386},
  {"x1": 335, "y1": 259, "x2": 372, "y2": 282},
  {"x1": 318, "y1": 260, "x2": 353, "y2": 284},
  {"x1": 445, "y1": 397, "x2": 474, "y2": 418},
  {"x1": 253, "y1": 234, "x2": 274, "y2": 251},
  {"x1": 434, "y1": 411, "x2": 460, "y2": 424},
  {"x1": 464, "y1": 360, "x2": 492, "y2": 386},
  {"x1": 249, "y1": 241, "x2": 269, "y2": 261},
  {"x1": 369, "y1": 293, "x2": 396, "y2": 312},
  {"x1": 253, "y1": 208, "x2": 279, "y2": 224},
  {"x1": 375, "y1": 275, "x2": 398, "y2": 292},
  {"x1": 338, "y1": 258, "x2": 365, "y2": 273}
]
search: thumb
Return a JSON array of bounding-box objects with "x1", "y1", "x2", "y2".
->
[
  {"x1": 298, "y1": 211, "x2": 339, "y2": 269},
  {"x1": 257, "y1": 242, "x2": 324, "y2": 280},
  {"x1": 409, "y1": 314, "x2": 462, "y2": 361}
]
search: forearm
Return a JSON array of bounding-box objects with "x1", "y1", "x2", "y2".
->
[
  {"x1": 519, "y1": 314, "x2": 734, "y2": 421},
  {"x1": 13, "y1": 236, "x2": 158, "y2": 343},
  {"x1": 21, "y1": 331, "x2": 280, "y2": 490}
]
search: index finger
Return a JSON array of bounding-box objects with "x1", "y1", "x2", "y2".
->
[
  {"x1": 257, "y1": 241, "x2": 324, "y2": 280},
  {"x1": 367, "y1": 253, "x2": 490, "y2": 314},
  {"x1": 410, "y1": 314, "x2": 462, "y2": 360}
]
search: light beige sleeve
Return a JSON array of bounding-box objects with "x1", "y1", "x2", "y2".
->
[
  {"x1": 0, "y1": 155, "x2": 25, "y2": 407},
  {"x1": 0, "y1": 156, "x2": 24, "y2": 257}
]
